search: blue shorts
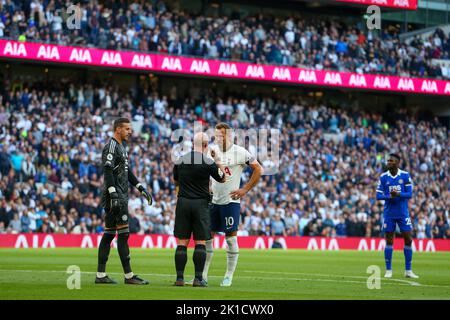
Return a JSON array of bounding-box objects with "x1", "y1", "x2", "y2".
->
[
  {"x1": 210, "y1": 203, "x2": 240, "y2": 234},
  {"x1": 383, "y1": 216, "x2": 413, "y2": 233}
]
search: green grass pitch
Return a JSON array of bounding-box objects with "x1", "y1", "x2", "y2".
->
[{"x1": 1, "y1": 248, "x2": 449, "y2": 300}]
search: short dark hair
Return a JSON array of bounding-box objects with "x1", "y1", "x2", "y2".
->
[
  {"x1": 389, "y1": 153, "x2": 401, "y2": 161},
  {"x1": 113, "y1": 118, "x2": 130, "y2": 131}
]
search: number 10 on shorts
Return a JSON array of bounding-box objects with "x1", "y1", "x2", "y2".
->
[{"x1": 225, "y1": 217, "x2": 234, "y2": 228}]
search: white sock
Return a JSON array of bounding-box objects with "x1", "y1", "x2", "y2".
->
[
  {"x1": 202, "y1": 239, "x2": 214, "y2": 281},
  {"x1": 124, "y1": 272, "x2": 134, "y2": 279},
  {"x1": 97, "y1": 272, "x2": 106, "y2": 278},
  {"x1": 225, "y1": 236, "x2": 239, "y2": 280}
]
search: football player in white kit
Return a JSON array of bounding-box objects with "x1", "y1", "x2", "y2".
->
[{"x1": 204, "y1": 122, "x2": 263, "y2": 287}]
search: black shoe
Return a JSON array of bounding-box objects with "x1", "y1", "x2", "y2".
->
[
  {"x1": 174, "y1": 279, "x2": 185, "y2": 286},
  {"x1": 193, "y1": 278, "x2": 208, "y2": 287},
  {"x1": 95, "y1": 275, "x2": 117, "y2": 284},
  {"x1": 124, "y1": 275, "x2": 149, "y2": 285}
]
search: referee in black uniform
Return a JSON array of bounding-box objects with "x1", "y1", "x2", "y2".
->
[{"x1": 173, "y1": 132, "x2": 226, "y2": 287}]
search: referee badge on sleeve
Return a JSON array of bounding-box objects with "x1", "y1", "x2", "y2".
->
[
  {"x1": 107, "y1": 154, "x2": 113, "y2": 160},
  {"x1": 122, "y1": 215, "x2": 128, "y2": 221}
]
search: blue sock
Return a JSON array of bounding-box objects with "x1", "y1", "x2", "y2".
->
[
  {"x1": 404, "y1": 245, "x2": 412, "y2": 271},
  {"x1": 384, "y1": 245, "x2": 393, "y2": 270}
]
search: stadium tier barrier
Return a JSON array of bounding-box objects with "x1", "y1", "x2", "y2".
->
[
  {"x1": 0, "y1": 234, "x2": 449, "y2": 252},
  {"x1": 1, "y1": 39, "x2": 450, "y2": 96}
]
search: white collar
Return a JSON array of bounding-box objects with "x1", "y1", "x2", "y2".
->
[{"x1": 387, "y1": 169, "x2": 401, "y2": 179}]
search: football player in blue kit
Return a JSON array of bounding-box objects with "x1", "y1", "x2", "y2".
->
[{"x1": 376, "y1": 153, "x2": 419, "y2": 279}]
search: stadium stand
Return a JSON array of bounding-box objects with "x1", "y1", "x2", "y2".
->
[
  {"x1": 0, "y1": 79, "x2": 448, "y2": 238},
  {"x1": 0, "y1": 0, "x2": 450, "y2": 79}
]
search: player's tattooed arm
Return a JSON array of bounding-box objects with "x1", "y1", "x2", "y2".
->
[
  {"x1": 242, "y1": 160, "x2": 263, "y2": 192},
  {"x1": 230, "y1": 160, "x2": 263, "y2": 199}
]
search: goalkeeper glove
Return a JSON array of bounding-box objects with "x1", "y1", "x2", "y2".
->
[
  {"x1": 108, "y1": 187, "x2": 121, "y2": 213},
  {"x1": 137, "y1": 183, "x2": 153, "y2": 206}
]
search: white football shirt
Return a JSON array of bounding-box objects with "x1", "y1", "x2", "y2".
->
[{"x1": 210, "y1": 144, "x2": 255, "y2": 205}]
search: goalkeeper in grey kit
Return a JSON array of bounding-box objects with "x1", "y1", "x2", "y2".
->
[{"x1": 95, "y1": 117, "x2": 153, "y2": 285}]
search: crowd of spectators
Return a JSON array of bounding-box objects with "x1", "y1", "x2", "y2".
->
[
  {"x1": 1, "y1": 0, "x2": 450, "y2": 79},
  {"x1": 0, "y1": 78, "x2": 449, "y2": 239}
]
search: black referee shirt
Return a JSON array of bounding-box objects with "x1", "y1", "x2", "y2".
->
[{"x1": 173, "y1": 151, "x2": 224, "y2": 199}]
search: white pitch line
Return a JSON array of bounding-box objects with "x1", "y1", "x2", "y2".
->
[
  {"x1": 0, "y1": 269, "x2": 374, "y2": 287},
  {"x1": 250, "y1": 270, "x2": 421, "y2": 285},
  {"x1": 0, "y1": 268, "x2": 440, "y2": 288},
  {"x1": 242, "y1": 270, "x2": 450, "y2": 288}
]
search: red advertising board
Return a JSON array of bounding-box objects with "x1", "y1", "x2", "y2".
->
[
  {"x1": 1, "y1": 40, "x2": 449, "y2": 96},
  {"x1": 335, "y1": 0, "x2": 418, "y2": 10},
  {"x1": 0, "y1": 234, "x2": 448, "y2": 252}
]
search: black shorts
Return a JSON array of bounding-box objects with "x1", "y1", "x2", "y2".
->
[
  {"x1": 103, "y1": 202, "x2": 129, "y2": 230},
  {"x1": 174, "y1": 197, "x2": 210, "y2": 241}
]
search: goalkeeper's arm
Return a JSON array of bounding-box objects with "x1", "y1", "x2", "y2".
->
[
  {"x1": 102, "y1": 145, "x2": 119, "y2": 210},
  {"x1": 128, "y1": 170, "x2": 153, "y2": 205},
  {"x1": 128, "y1": 169, "x2": 140, "y2": 189},
  {"x1": 104, "y1": 166, "x2": 116, "y2": 193}
]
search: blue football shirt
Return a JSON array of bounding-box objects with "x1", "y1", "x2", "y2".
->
[{"x1": 376, "y1": 170, "x2": 413, "y2": 219}]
